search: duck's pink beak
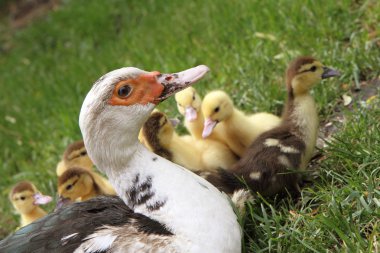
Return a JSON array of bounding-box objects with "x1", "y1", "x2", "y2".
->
[
  {"x1": 202, "y1": 117, "x2": 218, "y2": 138},
  {"x1": 169, "y1": 118, "x2": 180, "y2": 127},
  {"x1": 155, "y1": 65, "x2": 209, "y2": 103},
  {"x1": 185, "y1": 106, "x2": 198, "y2": 122},
  {"x1": 33, "y1": 193, "x2": 53, "y2": 205}
]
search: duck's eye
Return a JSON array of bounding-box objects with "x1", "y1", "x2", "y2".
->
[
  {"x1": 192, "y1": 95, "x2": 196, "y2": 100},
  {"x1": 214, "y1": 107, "x2": 220, "y2": 113},
  {"x1": 117, "y1": 85, "x2": 132, "y2": 98},
  {"x1": 177, "y1": 103, "x2": 183, "y2": 107},
  {"x1": 20, "y1": 196, "x2": 25, "y2": 201},
  {"x1": 310, "y1": 66, "x2": 317, "y2": 72},
  {"x1": 66, "y1": 185, "x2": 73, "y2": 191},
  {"x1": 80, "y1": 151, "x2": 87, "y2": 156}
]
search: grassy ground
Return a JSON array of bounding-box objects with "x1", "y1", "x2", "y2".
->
[{"x1": 0, "y1": 0, "x2": 379, "y2": 251}]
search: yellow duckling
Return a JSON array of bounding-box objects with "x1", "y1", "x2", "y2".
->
[
  {"x1": 9, "y1": 181, "x2": 52, "y2": 227},
  {"x1": 201, "y1": 90, "x2": 281, "y2": 156},
  {"x1": 57, "y1": 167, "x2": 116, "y2": 202},
  {"x1": 56, "y1": 140, "x2": 93, "y2": 177},
  {"x1": 174, "y1": 87, "x2": 210, "y2": 140},
  {"x1": 141, "y1": 111, "x2": 237, "y2": 172}
]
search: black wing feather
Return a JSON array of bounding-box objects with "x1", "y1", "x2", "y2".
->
[{"x1": 0, "y1": 196, "x2": 171, "y2": 253}]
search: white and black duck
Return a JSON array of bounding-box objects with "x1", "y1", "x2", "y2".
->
[{"x1": 0, "y1": 65, "x2": 241, "y2": 253}]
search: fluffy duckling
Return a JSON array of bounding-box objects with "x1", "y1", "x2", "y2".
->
[
  {"x1": 202, "y1": 90, "x2": 281, "y2": 156},
  {"x1": 56, "y1": 140, "x2": 93, "y2": 177},
  {"x1": 9, "y1": 181, "x2": 52, "y2": 227},
  {"x1": 142, "y1": 111, "x2": 237, "y2": 172},
  {"x1": 174, "y1": 87, "x2": 207, "y2": 140},
  {"x1": 56, "y1": 140, "x2": 116, "y2": 195},
  {"x1": 206, "y1": 56, "x2": 340, "y2": 196},
  {"x1": 58, "y1": 167, "x2": 116, "y2": 202}
]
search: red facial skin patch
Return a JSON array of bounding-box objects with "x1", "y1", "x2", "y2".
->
[{"x1": 108, "y1": 71, "x2": 164, "y2": 106}]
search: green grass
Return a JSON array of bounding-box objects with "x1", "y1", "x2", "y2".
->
[{"x1": 0, "y1": 0, "x2": 379, "y2": 251}]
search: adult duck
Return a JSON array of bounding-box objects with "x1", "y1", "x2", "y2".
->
[{"x1": 0, "y1": 65, "x2": 241, "y2": 253}]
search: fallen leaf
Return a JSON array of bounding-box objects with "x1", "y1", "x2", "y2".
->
[
  {"x1": 289, "y1": 210, "x2": 299, "y2": 218},
  {"x1": 342, "y1": 94, "x2": 352, "y2": 106},
  {"x1": 341, "y1": 83, "x2": 350, "y2": 90},
  {"x1": 5, "y1": 115, "x2": 16, "y2": 124},
  {"x1": 274, "y1": 53, "x2": 285, "y2": 60},
  {"x1": 366, "y1": 95, "x2": 377, "y2": 104},
  {"x1": 254, "y1": 32, "x2": 277, "y2": 41}
]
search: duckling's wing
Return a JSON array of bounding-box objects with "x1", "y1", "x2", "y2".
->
[{"x1": 0, "y1": 196, "x2": 173, "y2": 253}]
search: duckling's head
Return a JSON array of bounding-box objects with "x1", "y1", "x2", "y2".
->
[
  {"x1": 58, "y1": 167, "x2": 96, "y2": 201},
  {"x1": 201, "y1": 90, "x2": 234, "y2": 138},
  {"x1": 142, "y1": 111, "x2": 175, "y2": 149},
  {"x1": 287, "y1": 56, "x2": 340, "y2": 96},
  {"x1": 175, "y1": 87, "x2": 202, "y2": 122},
  {"x1": 63, "y1": 140, "x2": 93, "y2": 171},
  {"x1": 9, "y1": 181, "x2": 52, "y2": 214}
]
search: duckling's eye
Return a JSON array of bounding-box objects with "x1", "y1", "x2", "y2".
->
[
  {"x1": 177, "y1": 103, "x2": 183, "y2": 107},
  {"x1": 66, "y1": 185, "x2": 73, "y2": 191},
  {"x1": 310, "y1": 66, "x2": 317, "y2": 72},
  {"x1": 160, "y1": 117, "x2": 168, "y2": 127},
  {"x1": 214, "y1": 107, "x2": 220, "y2": 113},
  {"x1": 80, "y1": 151, "x2": 87, "y2": 156},
  {"x1": 192, "y1": 95, "x2": 196, "y2": 100},
  {"x1": 20, "y1": 196, "x2": 25, "y2": 201},
  {"x1": 117, "y1": 85, "x2": 132, "y2": 98}
]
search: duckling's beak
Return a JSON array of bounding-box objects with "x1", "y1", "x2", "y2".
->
[
  {"x1": 155, "y1": 65, "x2": 209, "y2": 102},
  {"x1": 33, "y1": 193, "x2": 53, "y2": 205},
  {"x1": 202, "y1": 117, "x2": 218, "y2": 138},
  {"x1": 322, "y1": 67, "x2": 340, "y2": 79},
  {"x1": 169, "y1": 117, "x2": 180, "y2": 127},
  {"x1": 185, "y1": 106, "x2": 198, "y2": 121},
  {"x1": 55, "y1": 195, "x2": 73, "y2": 210}
]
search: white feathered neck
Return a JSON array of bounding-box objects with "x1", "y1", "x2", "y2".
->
[{"x1": 79, "y1": 68, "x2": 241, "y2": 252}]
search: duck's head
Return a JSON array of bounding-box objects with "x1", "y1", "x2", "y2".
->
[
  {"x1": 201, "y1": 90, "x2": 234, "y2": 138},
  {"x1": 287, "y1": 56, "x2": 340, "y2": 96},
  {"x1": 63, "y1": 140, "x2": 93, "y2": 171},
  {"x1": 79, "y1": 65, "x2": 209, "y2": 171},
  {"x1": 9, "y1": 181, "x2": 52, "y2": 214},
  {"x1": 174, "y1": 87, "x2": 202, "y2": 122},
  {"x1": 57, "y1": 167, "x2": 96, "y2": 202}
]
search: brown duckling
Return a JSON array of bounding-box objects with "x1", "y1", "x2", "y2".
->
[
  {"x1": 56, "y1": 140, "x2": 93, "y2": 177},
  {"x1": 58, "y1": 167, "x2": 116, "y2": 202},
  {"x1": 9, "y1": 181, "x2": 52, "y2": 227},
  {"x1": 141, "y1": 111, "x2": 237, "y2": 172},
  {"x1": 203, "y1": 56, "x2": 340, "y2": 196}
]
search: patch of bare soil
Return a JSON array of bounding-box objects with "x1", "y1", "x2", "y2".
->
[{"x1": 3, "y1": 0, "x2": 60, "y2": 29}]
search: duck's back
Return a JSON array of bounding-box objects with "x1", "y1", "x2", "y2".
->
[{"x1": 0, "y1": 196, "x2": 175, "y2": 253}]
